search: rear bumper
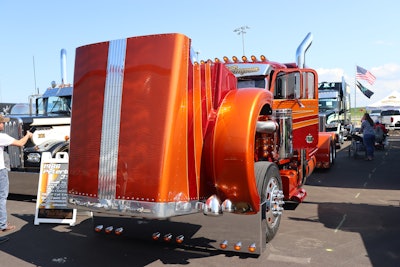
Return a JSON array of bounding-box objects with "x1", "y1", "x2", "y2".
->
[{"x1": 9, "y1": 171, "x2": 39, "y2": 196}]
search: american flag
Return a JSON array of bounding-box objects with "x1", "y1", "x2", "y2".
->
[{"x1": 356, "y1": 65, "x2": 376, "y2": 85}]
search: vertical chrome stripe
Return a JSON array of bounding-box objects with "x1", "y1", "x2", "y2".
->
[{"x1": 98, "y1": 38, "x2": 127, "y2": 199}]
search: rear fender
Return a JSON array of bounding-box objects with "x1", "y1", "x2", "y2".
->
[{"x1": 316, "y1": 132, "x2": 334, "y2": 167}]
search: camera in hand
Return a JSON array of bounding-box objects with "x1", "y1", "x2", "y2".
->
[{"x1": 30, "y1": 126, "x2": 37, "y2": 133}]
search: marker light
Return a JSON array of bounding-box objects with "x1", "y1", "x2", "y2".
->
[
  {"x1": 105, "y1": 226, "x2": 113, "y2": 234},
  {"x1": 232, "y1": 56, "x2": 238, "y2": 62},
  {"x1": 251, "y1": 55, "x2": 257, "y2": 62},
  {"x1": 152, "y1": 232, "x2": 160, "y2": 241},
  {"x1": 175, "y1": 235, "x2": 184, "y2": 244},
  {"x1": 248, "y1": 243, "x2": 257, "y2": 253},
  {"x1": 114, "y1": 227, "x2": 123, "y2": 236},
  {"x1": 260, "y1": 55, "x2": 267, "y2": 62},
  {"x1": 163, "y1": 233, "x2": 172, "y2": 242},
  {"x1": 220, "y1": 240, "x2": 228, "y2": 249},
  {"x1": 234, "y1": 242, "x2": 242, "y2": 251},
  {"x1": 94, "y1": 225, "x2": 103, "y2": 233},
  {"x1": 223, "y1": 56, "x2": 229, "y2": 63},
  {"x1": 214, "y1": 58, "x2": 220, "y2": 63},
  {"x1": 242, "y1": 56, "x2": 248, "y2": 62}
]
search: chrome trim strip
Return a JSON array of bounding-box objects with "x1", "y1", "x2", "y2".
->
[
  {"x1": 68, "y1": 195, "x2": 203, "y2": 219},
  {"x1": 98, "y1": 38, "x2": 127, "y2": 200}
]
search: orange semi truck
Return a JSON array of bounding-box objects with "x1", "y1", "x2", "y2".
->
[{"x1": 67, "y1": 32, "x2": 335, "y2": 255}]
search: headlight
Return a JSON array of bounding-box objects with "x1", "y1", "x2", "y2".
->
[{"x1": 27, "y1": 153, "x2": 41, "y2": 163}]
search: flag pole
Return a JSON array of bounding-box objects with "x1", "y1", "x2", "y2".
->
[{"x1": 354, "y1": 65, "x2": 357, "y2": 110}]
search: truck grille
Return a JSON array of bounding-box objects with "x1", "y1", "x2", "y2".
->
[{"x1": 4, "y1": 118, "x2": 24, "y2": 169}]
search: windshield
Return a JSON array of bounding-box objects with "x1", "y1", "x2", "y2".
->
[
  {"x1": 237, "y1": 77, "x2": 266, "y2": 89},
  {"x1": 48, "y1": 96, "x2": 71, "y2": 113},
  {"x1": 37, "y1": 96, "x2": 72, "y2": 115},
  {"x1": 319, "y1": 98, "x2": 338, "y2": 111}
]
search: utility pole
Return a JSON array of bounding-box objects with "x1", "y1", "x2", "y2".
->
[{"x1": 234, "y1": 26, "x2": 250, "y2": 56}]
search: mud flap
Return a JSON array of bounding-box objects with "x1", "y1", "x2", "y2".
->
[{"x1": 91, "y1": 204, "x2": 265, "y2": 255}]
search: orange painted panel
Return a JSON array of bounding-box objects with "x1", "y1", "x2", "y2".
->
[
  {"x1": 117, "y1": 34, "x2": 191, "y2": 201},
  {"x1": 68, "y1": 41, "x2": 109, "y2": 196}
]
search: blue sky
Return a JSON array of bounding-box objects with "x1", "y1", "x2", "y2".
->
[{"x1": 1, "y1": 0, "x2": 399, "y2": 108}]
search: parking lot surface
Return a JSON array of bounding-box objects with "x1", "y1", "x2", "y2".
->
[{"x1": 1, "y1": 138, "x2": 399, "y2": 267}]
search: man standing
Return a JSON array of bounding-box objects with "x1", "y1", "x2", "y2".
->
[{"x1": 0, "y1": 115, "x2": 32, "y2": 232}]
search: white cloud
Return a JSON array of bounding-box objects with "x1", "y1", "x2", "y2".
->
[
  {"x1": 316, "y1": 68, "x2": 346, "y2": 83},
  {"x1": 374, "y1": 40, "x2": 395, "y2": 46},
  {"x1": 372, "y1": 64, "x2": 400, "y2": 80}
]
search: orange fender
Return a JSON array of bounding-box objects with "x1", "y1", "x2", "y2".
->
[
  {"x1": 211, "y1": 88, "x2": 273, "y2": 213},
  {"x1": 315, "y1": 132, "x2": 335, "y2": 168}
]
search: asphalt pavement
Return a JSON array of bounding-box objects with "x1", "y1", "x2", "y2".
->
[{"x1": 0, "y1": 137, "x2": 399, "y2": 267}]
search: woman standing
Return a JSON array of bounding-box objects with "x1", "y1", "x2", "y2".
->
[{"x1": 360, "y1": 113, "x2": 375, "y2": 160}]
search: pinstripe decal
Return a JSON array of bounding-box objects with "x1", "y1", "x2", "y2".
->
[{"x1": 98, "y1": 38, "x2": 126, "y2": 199}]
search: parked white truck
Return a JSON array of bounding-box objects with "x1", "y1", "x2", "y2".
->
[
  {"x1": 4, "y1": 49, "x2": 72, "y2": 195},
  {"x1": 381, "y1": 109, "x2": 400, "y2": 130}
]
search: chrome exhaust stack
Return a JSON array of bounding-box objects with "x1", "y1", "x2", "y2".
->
[
  {"x1": 296, "y1": 32, "x2": 313, "y2": 69},
  {"x1": 60, "y1": 48, "x2": 68, "y2": 84}
]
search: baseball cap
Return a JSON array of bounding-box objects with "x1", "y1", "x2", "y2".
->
[{"x1": 0, "y1": 114, "x2": 10, "y2": 123}]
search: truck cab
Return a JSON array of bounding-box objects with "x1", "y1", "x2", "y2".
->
[
  {"x1": 5, "y1": 84, "x2": 72, "y2": 172},
  {"x1": 318, "y1": 79, "x2": 352, "y2": 147}
]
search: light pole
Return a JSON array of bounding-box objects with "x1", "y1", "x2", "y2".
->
[{"x1": 234, "y1": 26, "x2": 250, "y2": 56}]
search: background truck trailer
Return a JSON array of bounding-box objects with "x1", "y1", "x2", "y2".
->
[
  {"x1": 4, "y1": 49, "x2": 72, "y2": 195},
  {"x1": 67, "y1": 32, "x2": 335, "y2": 255}
]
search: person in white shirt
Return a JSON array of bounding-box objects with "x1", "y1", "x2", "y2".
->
[{"x1": 0, "y1": 115, "x2": 33, "y2": 232}]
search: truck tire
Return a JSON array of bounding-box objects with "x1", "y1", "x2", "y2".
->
[
  {"x1": 330, "y1": 141, "x2": 336, "y2": 166},
  {"x1": 255, "y1": 161, "x2": 283, "y2": 243}
]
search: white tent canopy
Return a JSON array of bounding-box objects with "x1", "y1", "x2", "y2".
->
[{"x1": 366, "y1": 91, "x2": 400, "y2": 111}]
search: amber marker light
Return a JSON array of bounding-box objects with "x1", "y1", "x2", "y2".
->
[
  {"x1": 163, "y1": 233, "x2": 173, "y2": 242},
  {"x1": 251, "y1": 55, "x2": 257, "y2": 62},
  {"x1": 214, "y1": 58, "x2": 220, "y2": 63},
  {"x1": 232, "y1": 56, "x2": 238, "y2": 62},
  {"x1": 242, "y1": 56, "x2": 248, "y2": 62},
  {"x1": 104, "y1": 226, "x2": 113, "y2": 234},
  {"x1": 223, "y1": 56, "x2": 229, "y2": 63},
  {"x1": 260, "y1": 55, "x2": 267, "y2": 62},
  {"x1": 248, "y1": 243, "x2": 257, "y2": 253},
  {"x1": 152, "y1": 232, "x2": 161, "y2": 241},
  {"x1": 219, "y1": 240, "x2": 228, "y2": 249},
  {"x1": 94, "y1": 225, "x2": 103, "y2": 233},
  {"x1": 234, "y1": 241, "x2": 242, "y2": 251},
  {"x1": 175, "y1": 235, "x2": 184, "y2": 244},
  {"x1": 114, "y1": 227, "x2": 123, "y2": 236}
]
